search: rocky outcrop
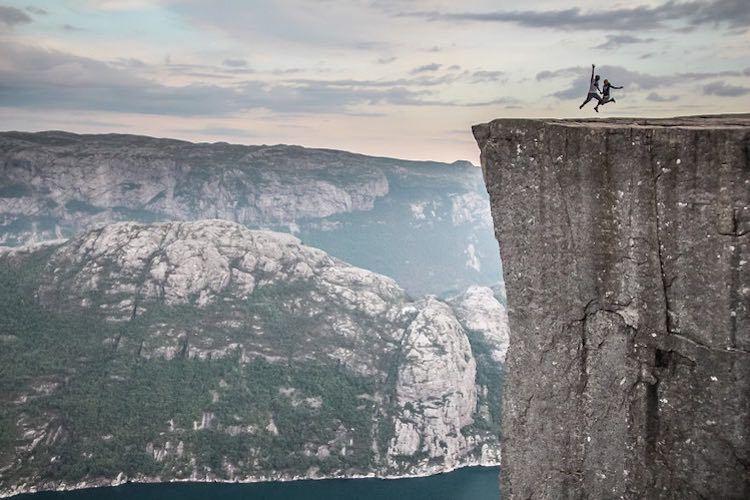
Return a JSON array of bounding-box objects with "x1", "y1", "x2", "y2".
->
[
  {"x1": 0, "y1": 130, "x2": 499, "y2": 298},
  {"x1": 450, "y1": 286, "x2": 510, "y2": 364},
  {"x1": 474, "y1": 116, "x2": 749, "y2": 498},
  {"x1": 0, "y1": 132, "x2": 388, "y2": 244},
  {"x1": 0, "y1": 220, "x2": 506, "y2": 497},
  {"x1": 389, "y1": 298, "x2": 478, "y2": 465}
]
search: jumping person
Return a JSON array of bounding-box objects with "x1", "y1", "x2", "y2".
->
[
  {"x1": 594, "y1": 79, "x2": 623, "y2": 112},
  {"x1": 579, "y1": 64, "x2": 601, "y2": 110}
]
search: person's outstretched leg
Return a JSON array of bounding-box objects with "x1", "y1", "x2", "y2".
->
[
  {"x1": 579, "y1": 94, "x2": 594, "y2": 109},
  {"x1": 596, "y1": 96, "x2": 611, "y2": 112}
]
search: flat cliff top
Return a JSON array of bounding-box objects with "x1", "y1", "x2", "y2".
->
[{"x1": 474, "y1": 114, "x2": 750, "y2": 138}]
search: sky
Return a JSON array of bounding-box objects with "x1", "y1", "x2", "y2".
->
[{"x1": 0, "y1": 0, "x2": 749, "y2": 163}]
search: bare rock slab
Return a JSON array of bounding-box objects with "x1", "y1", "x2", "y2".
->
[{"x1": 473, "y1": 115, "x2": 750, "y2": 499}]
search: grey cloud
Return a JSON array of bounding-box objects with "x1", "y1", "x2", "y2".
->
[
  {"x1": 0, "y1": 5, "x2": 32, "y2": 26},
  {"x1": 453, "y1": 96, "x2": 520, "y2": 107},
  {"x1": 540, "y1": 65, "x2": 748, "y2": 100},
  {"x1": 292, "y1": 70, "x2": 509, "y2": 88},
  {"x1": 593, "y1": 35, "x2": 655, "y2": 50},
  {"x1": 399, "y1": 0, "x2": 750, "y2": 31},
  {"x1": 679, "y1": 70, "x2": 744, "y2": 79},
  {"x1": 167, "y1": 2, "x2": 392, "y2": 52},
  {"x1": 744, "y1": 67, "x2": 750, "y2": 76},
  {"x1": 536, "y1": 68, "x2": 580, "y2": 81},
  {"x1": 703, "y1": 81, "x2": 750, "y2": 96},
  {"x1": 271, "y1": 68, "x2": 305, "y2": 75},
  {"x1": 470, "y1": 70, "x2": 507, "y2": 83},
  {"x1": 26, "y1": 6, "x2": 47, "y2": 15},
  {"x1": 547, "y1": 66, "x2": 652, "y2": 99},
  {"x1": 410, "y1": 63, "x2": 441, "y2": 74},
  {"x1": 352, "y1": 41, "x2": 389, "y2": 51},
  {"x1": 288, "y1": 73, "x2": 462, "y2": 88},
  {"x1": 222, "y1": 58, "x2": 247, "y2": 67},
  {"x1": 0, "y1": 42, "x2": 491, "y2": 117},
  {"x1": 112, "y1": 58, "x2": 148, "y2": 68},
  {"x1": 684, "y1": 0, "x2": 750, "y2": 28},
  {"x1": 165, "y1": 62, "x2": 255, "y2": 77},
  {"x1": 62, "y1": 24, "x2": 83, "y2": 31},
  {"x1": 377, "y1": 56, "x2": 397, "y2": 64},
  {"x1": 646, "y1": 92, "x2": 679, "y2": 102}
]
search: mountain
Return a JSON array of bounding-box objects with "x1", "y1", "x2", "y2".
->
[
  {"x1": 0, "y1": 220, "x2": 507, "y2": 497},
  {"x1": 0, "y1": 131, "x2": 500, "y2": 297}
]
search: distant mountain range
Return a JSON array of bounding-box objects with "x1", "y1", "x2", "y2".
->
[
  {"x1": 0, "y1": 132, "x2": 506, "y2": 496},
  {"x1": 0, "y1": 131, "x2": 502, "y2": 298}
]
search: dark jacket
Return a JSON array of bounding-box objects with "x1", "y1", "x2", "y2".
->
[{"x1": 602, "y1": 82, "x2": 622, "y2": 96}]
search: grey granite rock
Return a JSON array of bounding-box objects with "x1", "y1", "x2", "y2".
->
[
  {"x1": 0, "y1": 130, "x2": 499, "y2": 297},
  {"x1": 0, "y1": 220, "x2": 507, "y2": 496},
  {"x1": 473, "y1": 115, "x2": 749, "y2": 499}
]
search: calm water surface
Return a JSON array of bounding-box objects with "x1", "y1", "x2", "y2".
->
[{"x1": 14, "y1": 466, "x2": 500, "y2": 500}]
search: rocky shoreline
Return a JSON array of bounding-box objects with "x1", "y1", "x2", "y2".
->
[{"x1": 1, "y1": 459, "x2": 501, "y2": 498}]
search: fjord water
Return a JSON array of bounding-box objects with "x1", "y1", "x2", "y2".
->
[{"x1": 13, "y1": 467, "x2": 499, "y2": 500}]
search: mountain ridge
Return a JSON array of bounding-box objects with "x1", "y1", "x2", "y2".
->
[
  {"x1": 0, "y1": 219, "x2": 507, "y2": 497},
  {"x1": 0, "y1": 130, "x2": 478, "y2": 168},
  {"x1": 0, "y1": 130, "x2": 498, "y2": 297}
]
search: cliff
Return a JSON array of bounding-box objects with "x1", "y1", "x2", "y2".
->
[
  {"x1": 0, "y1": 220, "x2": 507, "y2": 497},
  {"x1": 0, "y1": 131, "x2": 499, "y2": 296},
  {"x1": 473, "y1": 115, "x2": 749, "y2": 498}
]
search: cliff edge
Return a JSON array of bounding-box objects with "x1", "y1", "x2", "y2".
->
[{"x1": 473, "y1": 115, "x2": 749, "y2": 498}]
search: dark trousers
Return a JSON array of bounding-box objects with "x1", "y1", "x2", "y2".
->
[{"x1": 580, "y1": 92, "x2": 602, "y2": 107}]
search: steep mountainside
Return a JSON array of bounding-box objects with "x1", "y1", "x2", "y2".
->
[
  {"x1": 0, "y1": 131, "x2": 499, "y2": 296},
  {"x1": 0, "y1": 220, "x2": 508, "y2": 497},
  {"x1": 474, "y1": 116, "x2": 749, "y2": 499}
]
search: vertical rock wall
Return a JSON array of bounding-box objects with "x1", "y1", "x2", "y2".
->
[{"x1": 473, "y1": 116, "x2": 749, "y2": 499}]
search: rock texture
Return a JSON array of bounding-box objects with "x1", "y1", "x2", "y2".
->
[
  {"x1": 389, "y1": 298, "x2": 478, "y2": 465},
  {"x1": 0, "y1": 132, "x2": 387, "y2": 240},
  {"x1": 0, "y1": 220, "x2": 505, "y2": 497},
  {"x1": 0, "y1": 130, "x2": 499, "y2": 297},
  {"x1": 450, "y1": 286, "x2": 510, "y2": 364},
  {"x1": 473, "y1": 116, "x2": 749, "y2": 498}
]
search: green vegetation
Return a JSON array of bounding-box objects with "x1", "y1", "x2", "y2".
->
[
  {"x1": 464, "y1": 331, "x2": 503, "y2": 435},
  {"x1": 0, "y1": 257, "x2": 383, "y2": 487}
]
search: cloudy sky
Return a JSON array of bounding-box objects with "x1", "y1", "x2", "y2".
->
[{"x1": 1, "y1": 0, "x2": 749, "y2": 162}]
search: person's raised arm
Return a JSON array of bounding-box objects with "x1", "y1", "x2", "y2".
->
[{"x1": 591, "y1": 64, "x2": 595, "y2": 84}]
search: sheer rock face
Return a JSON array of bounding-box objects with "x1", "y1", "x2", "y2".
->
[
  {"x1": 0, "y1": 220, "x2": 506, "y2": 496},
  {"x1": 450, "y1": 285, "x2": 510, "y2": 363},
  {"x1": 38, "y1": 220, "x2": 402, "y2": 323},
  {"x1": 0, "y1": 130, "x2": 499, "y2": 298},
  {"x1": 36, "y1": 220, "x2": 409, "y2": 376},
  {"x1": 389, "y1": 298, "x2": 478, "y2": 465},
  {"x1": 0, "y1": 132, "x2": 389, "y2": 245},
  {"x1": 473, "y1": 116, "x2": 749, "y2": 499}
]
